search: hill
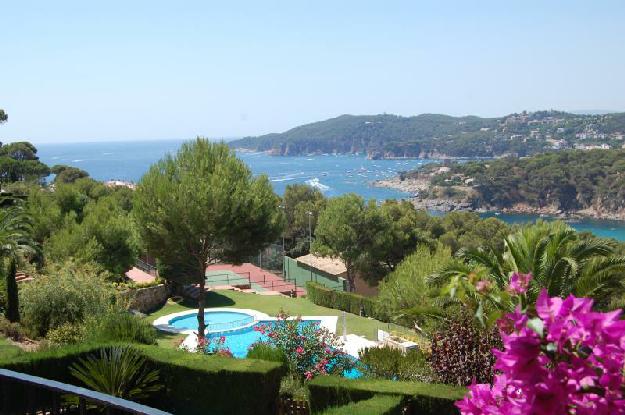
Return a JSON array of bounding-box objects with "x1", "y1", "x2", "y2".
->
[
  {"x1": 396, "y1": 149, "x2": 625, "y2": 219},
  {"x1": 229, "y1": 111, "x2": 625, "y2": 159}
]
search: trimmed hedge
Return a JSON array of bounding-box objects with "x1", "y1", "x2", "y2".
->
[
  {"x1": 308, "y1": 375, "x2": 465, "y2": 415},
  {"x1": 0, "y1": 343, "x2": 287, "y2": 415},
  {"x1": 306, "y1": 282, "x2": 380, "y2": 319},
  {"x1": 319, "y1": 394, "x2": 405, "y2": 415}
]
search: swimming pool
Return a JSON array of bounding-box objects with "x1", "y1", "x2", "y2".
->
[
  {"x1": 154, "y1": 308, "x2": 361, "y2": 378},
  {"x1": 206, "y1": 320, "x2": 362, "y2": 378},
  {"x1": 169, "y1": 310, "x2": 255, "y2": 332},
  {"x1": 207, "y1": 320, "x2": 320, "y2": 358}
]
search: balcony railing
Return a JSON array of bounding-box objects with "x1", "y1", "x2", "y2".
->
[{"x1": 0, "y1": 368, "x2": 171, "y2": 415}]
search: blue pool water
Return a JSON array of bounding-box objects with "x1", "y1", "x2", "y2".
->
[
  {"x1": 170, "y1": 311, "x2": 253, "y2": 330},
  {"x1": 171, "y1": 316, "x2": 363, "y2": 378},
  {"x1": 206, "y1": 320, "x2": 320, "y2": 359}
]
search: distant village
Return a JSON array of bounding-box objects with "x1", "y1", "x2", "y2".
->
[{"x1": 492, "y1": 111, "x2": 625, "y2": 155}]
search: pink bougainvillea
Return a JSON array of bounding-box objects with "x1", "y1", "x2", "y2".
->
[
  {"x1": 506, "y1": 272, "x2": 532, "y2": 295},
  {"x1": 457, "y1": 273, "x2": 625, "y2": 415}
]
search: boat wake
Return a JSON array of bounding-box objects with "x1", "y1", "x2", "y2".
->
[{"x1": 305, "y1": 177, "x2": 330, "y2": 191}]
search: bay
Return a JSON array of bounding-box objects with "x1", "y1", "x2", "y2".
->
[{"x1": 36, "y1": 139, "x2": 625, "y2": 241}]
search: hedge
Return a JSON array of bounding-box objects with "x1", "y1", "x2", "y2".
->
[
  {"x1": 308, "y1": 375, "x2": 465, "y2": 415},
  {"x1": 0, "y1": 343, "x2": 287, "y2": 415},
  {"x1": 318, "y1": 394, "x2": 405, "y2": 415},
  {"x1": 306, "y1": 282, "x2": 380, "y2": 319}
]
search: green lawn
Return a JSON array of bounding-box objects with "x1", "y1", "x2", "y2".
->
[
  {"x1": 147, "y1": 290, "x2": 417, "y2": 344},
  {"x1": 0, "y1": 336, "x2": 23, "y2": 360}
]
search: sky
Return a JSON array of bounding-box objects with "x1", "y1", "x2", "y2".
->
[{"x1": 1, "y1": 0, "x2": 625, "y2": 143}]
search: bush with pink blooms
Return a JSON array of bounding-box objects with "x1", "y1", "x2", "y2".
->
[
  {"x1": 252, "y1": 310, "x2": 354, "y2": 381},
  {"x1": 185, "y1": 333, "x2": 233, "y2": 357},
  {"x1": 456, "y1": 272, "x2": 625, "y2": 415}
]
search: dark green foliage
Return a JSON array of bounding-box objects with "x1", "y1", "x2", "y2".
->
[
  {"x1": 318, "y1": 394, "x2": 405, "y2": 415},
  {"x1": 231, "y1": 111, "x2": 625, "y2": 158},
  {"x1": 44, "y1": 193, "x2": 138, "y2": 276},
  {"x1": 430, "y1": 316, "x2": 501, "y2": 386},
  {"x1": 431, "y1": 149, "x2": 625, "y2": 214},
  {"x1": 358, "y1": 346, "x2": 432, "y2": 382},
  {"x1": 308, "y1": 375, "x2": 464, "y2": 415},
  {"x1": 306, "y1": 282, "x2": 379, "y2": 319},
  {"x1": 247, "y1": 342, "x2": 287, "y2": 363},
  {"x1": 50, "y1": 164, "x2": 90, "y2": 184},
  {"x1": 70, "y1": 346, "x2": 162, "y2": 400},
  {"x1": 0, "y1": 142, "x2": 50, "y2": 183},
  {"x1": 20, "y1": 261, "x2": 116, "y2": 337},
  {"x1": 86, "y1": 312, "x2": 157, "y2": 345},
  {"x1": 0, "y1": 344, "x2": 287, "y2": 415},
  {"x1": 5, "y1": 259, "x2": 18, "y2": 322},
  {"x1": 0, "y1": 109, "x2": 7, "y2": 124},
  {"x1": 134, "y1": 139, "x2": 283, "y2": 338},
  {"x1": 282, "y1": 183, "x2": 326, "y2": 257}
]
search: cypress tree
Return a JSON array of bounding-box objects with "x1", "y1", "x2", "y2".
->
[{"x1": 5, "y1": 258, "x2": 19, "y2": 322}]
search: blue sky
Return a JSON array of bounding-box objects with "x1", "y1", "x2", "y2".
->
[{"x1": 2, "y1": 0, "x2": 625, "y2": 142}]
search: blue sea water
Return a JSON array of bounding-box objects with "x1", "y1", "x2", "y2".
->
[{"x1": 36, "y1": 139, "x2": 625, "y2": 241}]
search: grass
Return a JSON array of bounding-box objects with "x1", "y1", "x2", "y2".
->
[
  {"x1": 0, "y1": 336, "x2": 23, "y2": 360},
  {"x1": 146, "y1": 290, "x2": 417, "y2": 343},
  {"x1": 319, "y1": 395, "x2": 404, "y2": 415}
]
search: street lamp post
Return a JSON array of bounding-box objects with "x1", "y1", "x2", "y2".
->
[
  {"x1": 278, "y1": 204, "x2": 286, "y2": 254},
  {"x1": 307, "y1": 211, "x2": 313, "y2": 251}
]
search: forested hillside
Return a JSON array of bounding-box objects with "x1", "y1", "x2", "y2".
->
[
  {"x1": 419, "y1": 149, "x2": 625, "y2": 216},
  {"x1": 230, "y1": 111, "x2": 625, "y2": 158}
]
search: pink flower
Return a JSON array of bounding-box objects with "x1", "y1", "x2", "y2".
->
[
  {"x1": 296, "y1": 346, "x2": 304, "y2": 355},
  {"x1": 507, "y1": 272, "x2": 532, "y2": 295},
  {"x1": 456, "y1": 291, "x2": 625, "y2": 415},
  {"x1": 304, "y1": 371, "x2": 313, "y2": 380}
]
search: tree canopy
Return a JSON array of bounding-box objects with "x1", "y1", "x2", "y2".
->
[
  {"x1": 51, "y1": 165, "x2": 90, "y2": 184},
  {"x1": 133, "y1": 138, "x2": 282, "y2": 337},
  {"x1": 0, "y1": 142, "x2": 50, "y2": 184},
  {"x1": 281, "y1": 183, "x2": 326, "y2": 257}
]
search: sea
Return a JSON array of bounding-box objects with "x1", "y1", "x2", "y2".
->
[{"x1": 36, "y1": 139, "x2": 625, "y2": 242}]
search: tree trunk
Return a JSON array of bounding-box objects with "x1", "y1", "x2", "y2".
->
[
  {"x1": 197, "y1": 276, "x2": 206, "y2": 340},
  {"x1": 346, "y1": 265, "x2": 355, "y2": 292}
]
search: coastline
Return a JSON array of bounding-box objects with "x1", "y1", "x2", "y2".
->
[{"x1": 373, "y1": 177, "x2": 625, "y2": 222}]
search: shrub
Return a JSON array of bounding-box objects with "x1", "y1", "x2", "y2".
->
[
  {"x1": 86, "y1": 311, "x2": 157, "y2": 345},
  {"x1": 0, "y1": 315, "x2": 24, "y2": 341},
  {"x1": 0, "y1": 344, "x2": 287, "y2": 415},
  {"x1": 456, "y1": 280, "x2": 625, "y2": 414},
  {"x1": 19, "y1": 261, "x2": 117, "y2": 337},
  {"x1": 248, "y1": 342, "x2": 287, "y2": 363},
  {"x1": 46, "y1": 322, "x2": 85, "y2": 345},
  {"x1": 280, "y1": 374, "x2": 310, "y2": 401},
  {"x1": 70, "y1": 346, "x2": 162, "y2": 400},
  {"x1": 429, "y1": 316, "x2": 500, "y2": 386},
  {"x1": 254, "y1": 311, "x2": 354, "y2": 380},
  {"x1": 306, "y1": 282, "x2": 379, "y2": 319},
  {"x1": 358, "y1": 346, "x2": 433, "y2": 382},
  {"x1": 376, "y1": 245, "x2": 452, "y2": 329},
  {"x1": 308, "y1": 376, "x2": 464, "y2": 415}
]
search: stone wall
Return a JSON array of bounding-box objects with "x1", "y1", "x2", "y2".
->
[{"x1": 124, "y1": 284, "x2": 170, "y2": 313}]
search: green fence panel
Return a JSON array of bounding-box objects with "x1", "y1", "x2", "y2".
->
[{"x1": 283, "y1": 256, "x2": 346, "y2": 291}]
